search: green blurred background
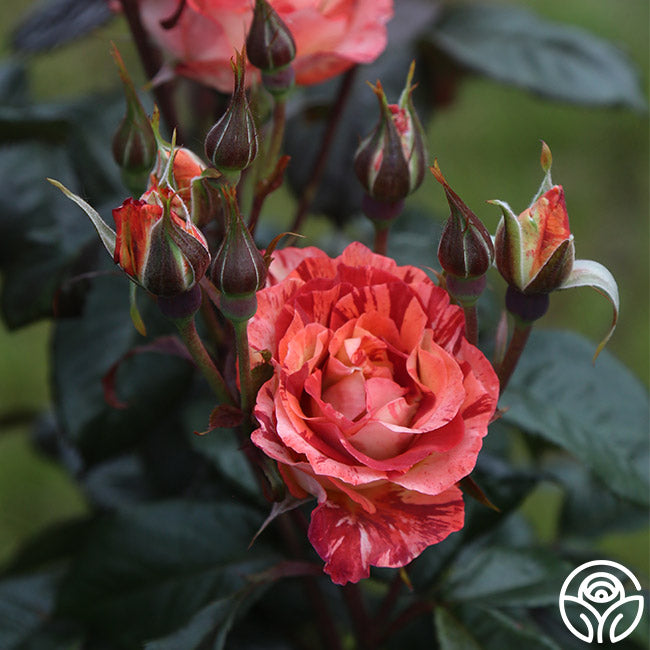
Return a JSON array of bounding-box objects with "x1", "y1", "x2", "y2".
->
[{"x1": 0, "y1": 1, "x2": 647, "y2": 574}]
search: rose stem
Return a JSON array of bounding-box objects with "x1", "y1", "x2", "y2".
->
[
  {"x1": 376, "y1": 571, "x2": 405, "y2": 625},
  {"x1": 232, "y1": 319, "x2": 254, "y2": 417},
  {"x1": 248, "y1": 98, "x2": 288, "y2": 235},
  {"x1": 174, "y1": 316, "x2": 235, "y2": 405},
  {"x1": 280, "y1": 514, "x2": 343, "y2": 650},
  {"x1": 343, "y1": 584, "x2": 375, "y2": 649},
  {"x1": 264, "y1": 97, "x2": 287, "y2": 175},
  {"x1": 496, "y1": 320, "x2": 533, "y2": 393},
  {"x1": 463, "y1": 303, "x2": 479, "y2": 346},
  {"x1": 118, "y1": 0, "x2": 183, "y2": 140},
  {"x1": 373, "y1": 224, "x2": 390, "y2": 256},
  {"x1": 290, "y1": 66, "x2": 358, "y2": 234}
]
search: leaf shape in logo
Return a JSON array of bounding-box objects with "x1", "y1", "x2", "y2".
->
[
  {"x1": 560, "y1": 595, "x2": 599, "y2": 643},
  {"x1": 601, "y1": 595, "x2": 645, "y2": 643}
]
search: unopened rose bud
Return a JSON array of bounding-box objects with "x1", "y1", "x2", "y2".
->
[
  {"x1": 205, "y1": 50, "x2": 258, "y2": 175},
  {"x1": 110, "y1": 44, "x2": 156, "y2": 195},
  {"x1": 354, "y1": 63, "x2": 427, "y2": 207},
  {"x1": 246, "y1": 0, "x2": 296, "y2": 75},
  {"x1": 113, "y1": 188, "x2": 211, "y2": 297},
  {"x1": 211, "y1": 187, "x2": 267, "y2": 321},
  {"x1": 432, "y1": 161, "x2": 494, "y2": 282}
]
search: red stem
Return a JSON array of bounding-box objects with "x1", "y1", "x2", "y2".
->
[
  {"x1": 496, "y1": 321, "x2": 533, "y2": 393},
  {"x1": 290, "y1": 66, "x2": 358, "y2": 234},
  {"x1": 373, "y1": 225, "x2": 390, "y2": 256},
  {"x1": 118, "y1": 0, "x2": 182, "y2": 139}
]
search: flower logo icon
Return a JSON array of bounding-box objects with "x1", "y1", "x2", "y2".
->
[{"x1": 559, "y1": 560, "x2": 644, "y2": 644}]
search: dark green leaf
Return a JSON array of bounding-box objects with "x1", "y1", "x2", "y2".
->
[
  {"x1": 502, "y1": 330, "x2": 650, "y2": 505},
  {"x1": 0, "y1": 144, "x2": 96, "y2": 328},
  {"x1": 2, "y1": 518, "x2": 91, "y2": 577},
  {"x1": 0, "y1": 91, "x2": 125, "y2": 329},
  {"x1": 435, "y1": 607, "x2": 482, "y2": 650},
  {"x1": 428, "y1": 5, "x2": 646, "y2": 110},
  {"x1": 0, "y1": 571, "x2": 60, "y2": 649},
  {"x1": 187, "y1": 399, "x2": 259, "y2": 498},
  {"x1": 53, "y1": 276, "x2": 194, "y2": 460},
  {"x1": 550, "y1": 460, "x2": 648, "y2": 538},
  {"x1": 446, "y1": 605, "x2": 561, "y2": 650},
  {"x1": 145, "y1": 590, "x2": 266, "y2": 650},
  {"x1": 443, "y1": 546, "x2": 569, "y2": 607},
  {"x1": 0, "y1": 62, "x2": 29, "y2": 106},
  {"x1": 11, "y1": 0, "x2": 113, "y2": 53},
  {"x1": 56, "y1": 500, "x2": 276, "y2": 645},
  {"x1": 461, "y1": 448, "x2": 540, "y2": 542}
]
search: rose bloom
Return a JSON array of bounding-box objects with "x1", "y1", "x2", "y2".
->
[
  {"x1": 130, "y1": 0, "x2": 393, "y2": 91},
  {"x1": 250, "y1": 243, "x2": 499, "y2": 584}
]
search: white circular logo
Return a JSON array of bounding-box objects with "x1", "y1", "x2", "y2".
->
[{"x1": 559, "y1": 560, "x2": 644, "y2": 644}]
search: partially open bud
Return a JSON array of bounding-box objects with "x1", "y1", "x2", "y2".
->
[
  {"x1": 211, "y1": 187, "x2": 267, "y2": 321},
  {"x1": 205, "y1": 50, "x2": 258, "y2": 175},
  {"x1": 246, "y1": 0, "x2": 296, "y2": 74},
  {"x1": 112, "y1": 186, "x2": 211, "y2": 297},
  {"x1": 110, "y1": 44, "x2": 156, "y2": 195},
  {"x1": 493, "y1": 185, "x2": 574, "y2": 295},
  {"x1": 432, "y1": 161, "x2": 494, "y2": 281},
  {"x1": 354, "y1": 63, "x2": 427, "y2": 206}
]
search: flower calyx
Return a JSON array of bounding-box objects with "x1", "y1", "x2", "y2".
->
[
  {"x1": 354, "y1": 62, "x2": 427, "y2": 209},
  {"x1": 205, "y1": 50, "x2": 259, "y2": 177}
]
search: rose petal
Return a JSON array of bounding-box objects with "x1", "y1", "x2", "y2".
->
[{"x1": 308, "y1": 484, "x2": 464, "y2": 584}]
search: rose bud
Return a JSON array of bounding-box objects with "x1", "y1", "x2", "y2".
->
[
  {"x1": 491, "y1": 143, "x2": 619, "y2": 357},
  {"x1": 205, "y1": 50, "x2": 259, "y2": 176},
  {"x1": 246, "y1": 0, "x2": 296, "y2": 95},
  {"x1": 354, "y1": 62, "x2": 427, "y2": 214},
  {"x1": 211, "y1": 187, "x2": 267, "y2": 321},
  {"x1": 432, "y1": 161, "x2": 494, "y2": 304},
  {"x1": 493, "y1": 186, "x2": 574, "y2": 296},
  {"x1": 110, "y1": 44, "x2": 156, "y2": 196},
  {"x1": 112, "y1": 187, "x2": 211, "y2": 297}
]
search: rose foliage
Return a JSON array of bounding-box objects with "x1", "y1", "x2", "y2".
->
[{"x1": 0, "y1": 1, "x2": 647, "y2": 650}]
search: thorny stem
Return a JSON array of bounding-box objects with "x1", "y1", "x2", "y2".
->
[
  {"x1": 496, "y1": 320, "x2": 533, "y2": 393},
  {"x1": 463, "y1": 303, "x2": 479, "y2": 346},
  {"x1": 290, "y1": 66, "x2": 358, "y2": 234},
  {"x1": 373, "y1": 224, "x2": 390, "y2": 256},
  {"x1": 118, "y1": 0, "x2": 182, "y2": 139},
  {"x1": 174, "y1": 316, "x2": 235, "y2": 405}
]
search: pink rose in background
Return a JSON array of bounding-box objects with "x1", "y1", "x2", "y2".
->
[
  {"x1": 250, "y1": 243, "x2": 499, "y2": 584},
  {"x1": 130, "y1": 0, "x2": 393, "y2": 92}
]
